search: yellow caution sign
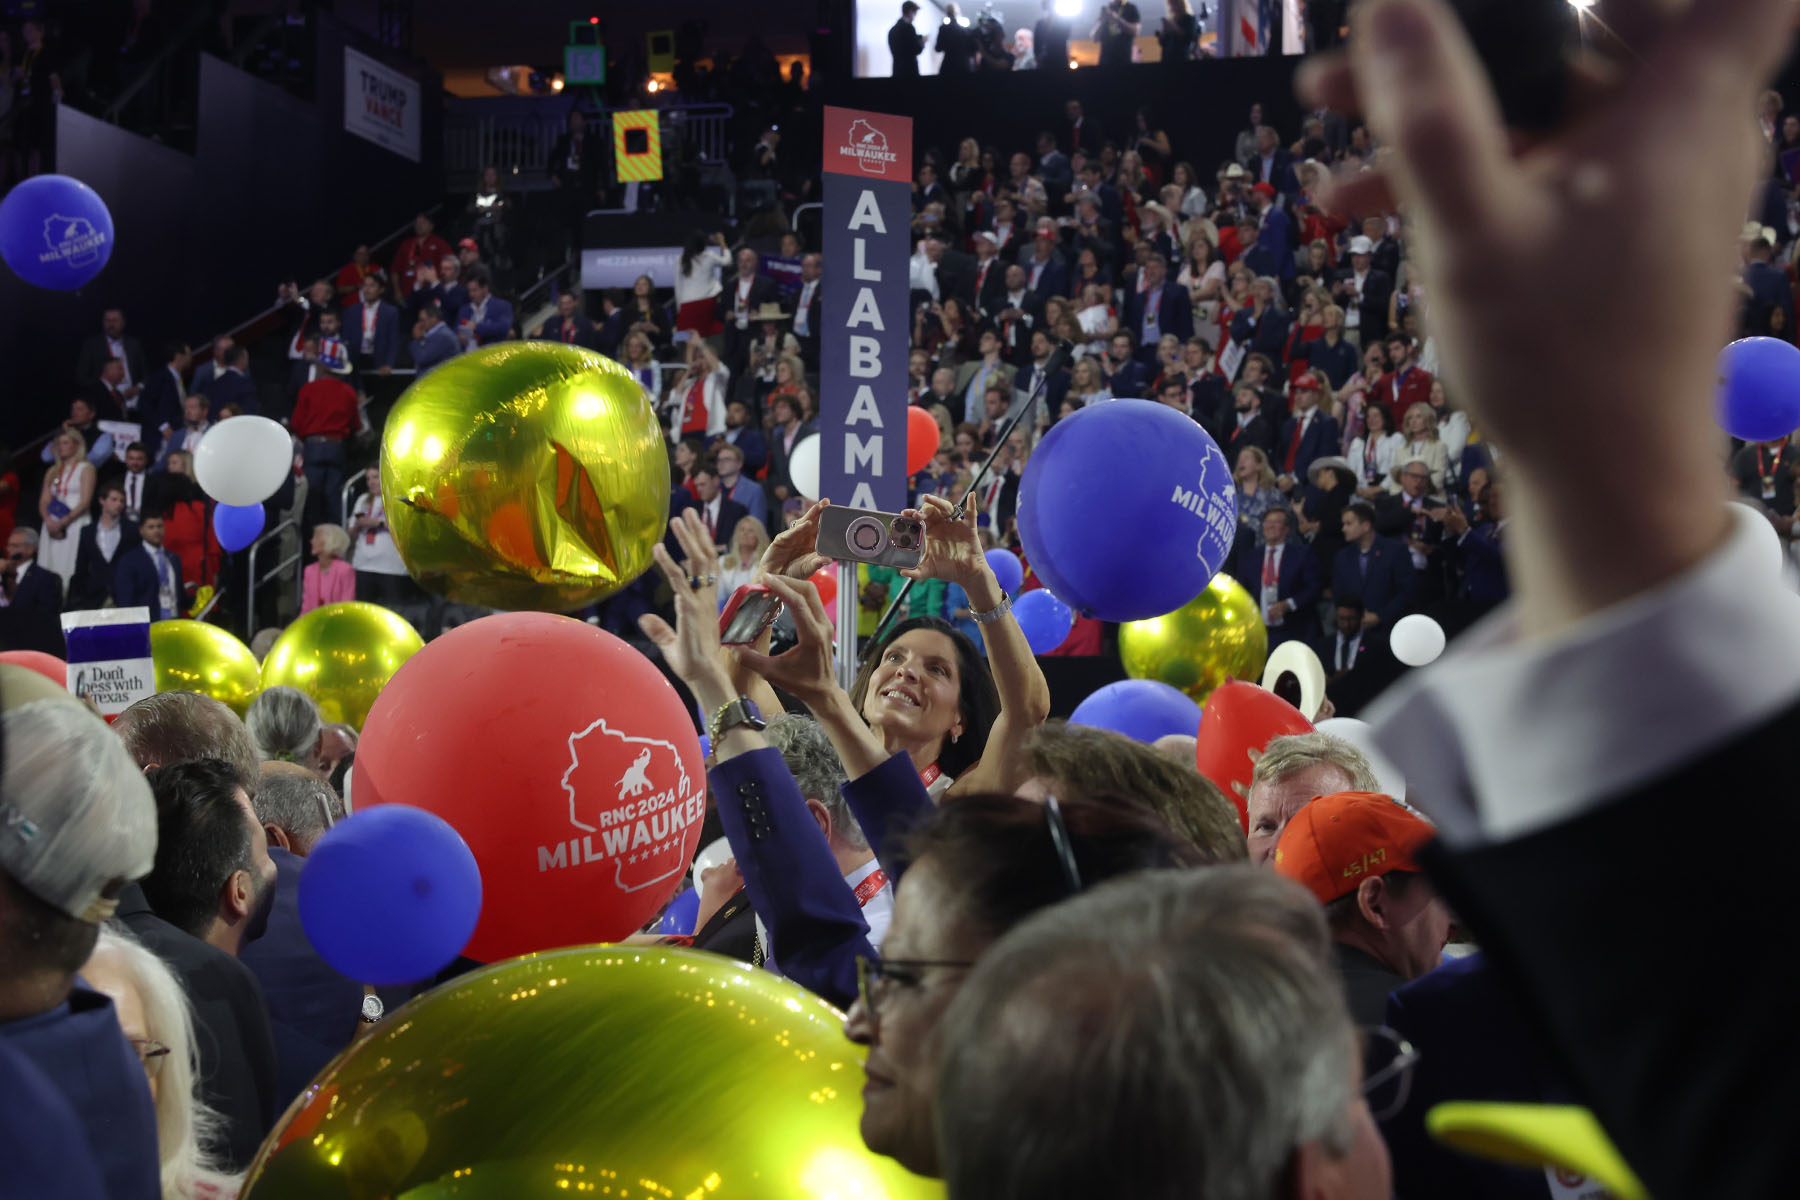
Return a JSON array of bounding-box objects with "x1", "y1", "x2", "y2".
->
[{"x1": 612, "y1": 110, "x2": 662, "y2": 182}]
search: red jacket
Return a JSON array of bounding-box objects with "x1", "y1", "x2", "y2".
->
[
  {"x1": 1370, "y1": 365, "x2": 1435, "y2": 428},
  {"x1": 392, "y1": 235, "x2": 452, "y2": 300},
  {"x1": 291, "y1": 377, "x2": 360, "y2": 440}
]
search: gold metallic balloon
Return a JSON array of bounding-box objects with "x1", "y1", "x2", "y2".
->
[
  {"x1": 242, "y1": 946, "x2": 943, "y2": 1200},
  {"x1": 259, "y1": 602, "x2": 422, "y2": 730},
  {"x1": 382, "y1": 342, "x2": 671, "y2": 612},
  {"x1": 150, "y1": 620, "x2": 262, "y2": 716},
  {"x1": 1119, "y1": 573, "x2": 1268, "y2": 704}
]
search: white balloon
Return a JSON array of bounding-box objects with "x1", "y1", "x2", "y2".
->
[
  {"x1": 193, "y1": 416, "x2": 294, "y2": 506},
  {"x1": 1389, "y1": 613, "x2": 1446, "y2": 668},
  {"x1": 1315, "y1": 717, "x2": 1408, "y2": 805},
  {"x1": 1730, "y1": 501, "x2": 1786, "y2": 577},
  {"x1": 788, "y1": 433, "x2": 821, "y2": 501},
  {"x1": 691, "y1": 836, "x2": 732, "y2": 885}
]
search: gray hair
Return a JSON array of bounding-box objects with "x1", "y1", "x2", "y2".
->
[
  {"x1": 12, "y1": 526, "x2": 37, "y2": 549},
  {"x1": 244, "y1": 686, "x2": 322, "y2": 764},
  {"x1": 114, "y1": 691, "x2": 261, "y2": 797},
  {"x1": 1251, "y1": 731, "x2": 1379, "y2": 794},
  {"x1": 252, "y1": 767, "x2": 343, "y2": 851},
  {"x1": 935, "y1": 868, "x2": 1357, "y2": 1200},
  {"x1": 762, "y1": 714, "x2": 863, "y2": 851},
  {"x1": 312, "y1": 523, "x2": 351, "y2": 559}
]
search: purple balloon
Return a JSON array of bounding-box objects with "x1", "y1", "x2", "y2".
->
[
  {"x1": 1069, "y1": 680, "x2": 1202, "y2": 744},
  {"x1": 1718, "y1": 337, "x2": 1800, "y2": 442},
  {"x1": 985, "y1": 548, "x2": 1024, "y2": 595},
  {"x1": 211, "y1": 502, "x2": 265, "y2": 553},
  {"x1": 1014, "y1": 588, "x2": 1074, "y2": 654}
]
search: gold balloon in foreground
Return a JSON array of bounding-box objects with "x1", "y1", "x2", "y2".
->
[
  {"x1": 382, "y1": 341, "x2": 671, "y2": 612},
  {"x1": 150, "y1": 620, "x2": 262, "y2": 715},
  {"x1": 242, "y1": 946, "x2": 943, "y2": 1200},
  {"x1": 1119, "y1": 573, "x2": 1268, "y2": 703},
  {"x1": 258, "y1": 602, "x2": 422, "y2": 730}
]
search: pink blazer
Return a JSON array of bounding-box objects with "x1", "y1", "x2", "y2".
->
[{"x1": 301, "y1": 559, "x2": 356, "y2": 612}]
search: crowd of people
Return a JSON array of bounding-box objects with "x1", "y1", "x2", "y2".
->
[{"x1": 5, "y1": 1, "x2": 1800, "y2": 1197}]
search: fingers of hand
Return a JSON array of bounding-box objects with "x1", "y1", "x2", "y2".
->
[
  {"x1": 637, "y1": 614, "x2": 675, "y2": 646},
  {"x1": 650, "y1": 542, "x2": 686, "y2": 591}
]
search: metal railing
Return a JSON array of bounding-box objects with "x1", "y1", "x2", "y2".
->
[
  {"x1": 244, "y1": 516, "x2": 303, "y2": 640},
  {"x1": 444, "y1": 102, "x2": 735, "y2": 184}
]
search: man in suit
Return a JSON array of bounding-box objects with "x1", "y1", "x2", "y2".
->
[
  {"x1": 190, "y1": 336, "x2": 233, "y2": 398},
  {"x1": 1022, "y1": 227, "x2": 1069, "y2": 299},
  {"x1": 955, "y1": 328, "x2": 1017, "y2": 423},
  {"x1": 1014, "y1": 329, "x2": 1069, "y2": 411},
  {"x1": 711, "y1": 442, "x2": 768, "y2": 529},
  {"x1": 715, "y1": 248, "x2": 781, "y2": 372},
  {"x1": 1035, "y1": 132, "x2": 1072, "y2": 209},
  {"x1": 82, "y1": 356, "x2": 133, "y2": 422},
  {"x1": 68, "y1": 483, "x2": 138, "y2": 610},
  {"x1": 409, "y1": 302, "x2": 461, "y2": 375},
  {"x1": 1, "y1": 528, "x2": 62, "y2": 613},
  {"x1": 1063, "y1": 98, "x2": 1101, "y2": 156},
  {"x1": 1100, "y1": 332, "x2": 1151, "y2": 399},
  {"x1": 205, "y1": 346, "x2": 258, "y2": 417},
  {"x1": 1376, "y1": 455, "x2": 1451, "y2": 604},
  {"x1": 1740, "y1": 221, "x2": 1795, "y2": 333},
  {"x1": 792, "y1": 254, "x2": 823, "y2": 370},
  {"x1": 113, "y1": 514, "x2": 185, "y2": 622},
  {"x1": 1243, "y1": 125, "x2": 1297, "y2": 194},
  {"x1": 713, "y1": 400, "x2": 768, "y2": 476},
  {"x1": 1248, "y1": 183, "x2": 1296, "y2": 280},
  {"x1": 914, "y1": 162, "x2": 950, "y2": 215},
  {"x1": 1435, "y1": 472, "x2": 1509, "y2": 630},
  {"x1": 456, "y1": 265, "x2": 515, "y2": 352},
  {"x1": 1122, "y1": 255, "x2": 1194, "y2": 366},
  {"x1": 972, "y1": 233, "x2": 1009, "y2": 316},
  {"x1": 107, "y1": 706, "x2": 279, "y2": 1173},
  {"x1": 138, "y1": 342, "x2": 191, "y2": 451},
  {"x1": 75, "y1": 307, "x2": 146, "y2": 393},
  {"x1": 154, "y1": 394, "x2": 211, "y2": 472},
  {"x1": 1330, "y1": 236, "x2": 1393, "y2": 345},
  {"x1": 889, "y1": 1, "x2": 924, "y2": 77},
  {"x1": 988, "y1": 266, "x2": 1046, "y2": 369},
  {"x1": 102, "y1": 443, "x2": 154, "y2": 524},
  {"x1": 1230, "y1": 276, "x2": 1293, "y2": 369},
  {"x1": 344, "y1": 274, "x2": 402, "y2": 374},
  {"x1": 1358, "y1": 215, "x2": 1402, "y2": 279},
  {"x1": 923, "y1": 230, "x2": 978, "y2": 310},
  {"x1": 1332, "y1": 500, "x2": 1414, "y2": 633},
  {"x1": 1274, "y1": 373, "x2": 1340, "y2": 491},
  {"x1": 534, "y1": 289, "x2": 597, "y2": 348},
  {"x1": 1232, "y1": 507, "x2": 1321, "y2": 647},
  {"x1": 690, "y1": 464, "x2": 749, "y2": 550},
  {"x1": 239, "y1": 765, "x2": 365, "y2": 1109},
  {"x1": 1310, "y1": 599, "x2": 1389, "y2": 717}
]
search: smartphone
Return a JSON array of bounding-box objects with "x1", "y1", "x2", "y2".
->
[
  {"x1": 719, "y1": 584, "x2": 784, "y2": 646},
  {"x1": 816, "y1": 507, "x2": 925, "y2": 570}
]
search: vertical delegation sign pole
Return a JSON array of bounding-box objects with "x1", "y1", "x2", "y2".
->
[{"x1": 819, "y1": 106, "x2": 913, "y2": 691}]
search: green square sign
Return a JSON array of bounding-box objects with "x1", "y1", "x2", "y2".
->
[{"x1": 565, "y1": 45, "x2": 606, "y2": 85}]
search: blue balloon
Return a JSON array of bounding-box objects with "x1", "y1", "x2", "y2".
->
[
  {"x1": 658, "y1": 887, "x2": 701, "y2": 936},
  {"x1": 1014, "y1": 588, "x2": 1074, "y2": 654},
  {"x1": 0, "y1": 175, "x2": 115, "y2": 291},
  {"x1": 298, "y1": 805, "x2": 482, "y2": 986},
  {"x1": 985, "y1": 548, "x2": 1024, "y2": 595},
  {"x1": 1718, "y1": 337, "x2": 1800, "y2": 442},
  {"x1": 1019, "y1": 400, "x2": 1236, "y2": 622},
  {"x1": 212, "y1": 503, "x2": 265, "y2": 553},
  {"x1": 699, "y1": 733, "x2": 712, "y2": 760},
  {"x1": 1069, "y1": 679, "x2": 1203, "y2": 744}
]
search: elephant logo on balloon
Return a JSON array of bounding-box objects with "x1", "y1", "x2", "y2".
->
[
  {"x1": 40, "y1": 213, "x2": 105, "y2": 267},
  {"x1": 558, "y1": 718, "x2": 704, "y2": 894}
]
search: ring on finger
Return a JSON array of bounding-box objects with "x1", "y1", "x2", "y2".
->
[{"x1": 687, "y1": 573, "x2": 717, "y2": 590}]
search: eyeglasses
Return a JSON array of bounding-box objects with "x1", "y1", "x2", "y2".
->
[
  {"x1": 854, "y1": 956, "x2": 974, "y2": 1025},
  {"x1": 1043, "y1": 794, "x2": 1082, "y2": 895},
  {"x1": 1360, "y1": 1026, "x2": 1421, "y2": 1122},
  {"x1": 130, "y1": 1038, "x2": 172, "y2": 1078}
]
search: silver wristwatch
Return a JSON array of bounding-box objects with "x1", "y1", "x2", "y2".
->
[
  {"x1": 361, "y1": 993, "x2": 385, "y2": 1024},
  {"x1": 970, "y1": 593, "x2": 1014, "y2": 625}
]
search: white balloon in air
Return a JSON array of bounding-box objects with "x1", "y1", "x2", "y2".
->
[
  {"x1": 1390, "y1": 614, "x2": 1447, "y2": 668},
  {"x1": 788, "y1": 434, "x2": 821, "y2": 501},
  {"x1": 193, "y1": 416, "x2": 293, "y2": 506}
]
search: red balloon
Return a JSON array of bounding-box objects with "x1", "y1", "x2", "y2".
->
[
  {"x1": 906, "y1": 405, "x2": 941, "y2": 476},
  {"x1": 809, "y1": 563, "x2": 839, "y2": 609},
  {"x1": 0, "y1": 650, "x2": 67, "y2": 688},
  {"x1": 355, "y1": 613, "x2": 704, "y2": 962},
  {"x1": 1194, "y1": 681, "x2": 1314, "y2": 829}
]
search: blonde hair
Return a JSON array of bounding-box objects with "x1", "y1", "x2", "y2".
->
[
  {"x1": 312, "y1": 522, "x2": 350, "y2": 559},
  {"x1": 87, "y1": 927, "x2": 237, "y2": 1199},
  {"x1": 1250, "y1": 732, "x2": 1380, "y2": 794},
  {"x1": 1403, "y1": 401, "x2": 1440, "y2": 441},
  {"x1": 1236, "y1": 445, "x2": 1278, "y2": 491},
  {"x1": 720, "y1": 516, "x2": 770, "y2": 571},
  {"x1": 1071, "y1": 359, "x2": 1102, "y2": 393},
  {"x1": 775, "y1": 353, "x2": 805, "y2": 386}
]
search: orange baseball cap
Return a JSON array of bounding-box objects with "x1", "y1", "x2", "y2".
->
[{"x1": 1272, "y1": 792, "x2": 1435, "y2": 904}]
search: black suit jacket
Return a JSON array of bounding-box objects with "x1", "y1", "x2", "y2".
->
[
  {"x1": 114, "y1": 542, "x2": 184, "y2": 622},
  {"x1": 202, "y1": 370, "x2": 258, "y2": 418},
  {"x1": 933, "y1": 249, "x2": 979, "y2": 309},
  {"x1": 7, "y1": 561, "x2": 63, "y2": 614},
  {"x1": 1332, "y1": 267, "x2": 1394, "y2": 343},
  {"x1": 138, "y1": 365, "x2": 185, "y2": 444},
  {"x1": 536, "y1": 314, "x2": 599, "y2": 350},
  {"x1": 1308, "y1": 627, "x2": 1391, "y2": 718},
  {"x1": 700, "y1": 496, "x2": 750, "y2": 547},
  {"x1": 1224, "y1": 413, "x2": 1276, "y2": 462},
  {"x1": 115, "y1": 884, "x2": 278, "y2": 1171},
  {"x1": 82, "y1": 379, "x2": 131, "y2": 423},
  {"x1": 76, "y1": 334, "x2": 146, "y2": 388},
  {"x1": 888, "y1": 18, "x2": 924, "y2": 77},
  {"x1": 715, "y1": 275, "x2": 782, "y2": 363},
  {"x1": 1419, "y1": 695, "x2": 1800, "y2": 1200},
  {"x1": 69, "y1": 519, "x2": 138, "y2": 610}
]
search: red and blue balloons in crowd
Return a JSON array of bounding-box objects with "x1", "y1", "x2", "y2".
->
[
  {"x1": 1194, "y1": 680, "x2": 1314, "y2": 827},
  {"x1": 1717, "y1": 336, "x2": 1800, "y2": 442},
  {"x1": 1069, "y1": 679, "x2": 1202, "y2": 744},
  {"x1": 355, "y1": 612, "x2": 705, "y2": 962},
  {"x1": 657, "y1": 887, "x2": 700, "y2": 936},
  {"x1": 1014, "y1": 587, "x2": 1074, "y2": 653},
  {"x1": 985, "y1": 547, "x2": 1024, "y2": 595},
  {"x1": 1018, "y1": 399, "x2": 1236, "y2": 621},
  {"x1": 298, "y1": 805, "x2": 482, "y2": 986},
  {"x1": 212, "y1": 502, "x2": 265, "y2": 553},
  {"x1": 0, "y1": 174, "x2": 115, "y2": 291},
  {"x1": 906, "y1": 405, "x2": 940, "y2": 475}
]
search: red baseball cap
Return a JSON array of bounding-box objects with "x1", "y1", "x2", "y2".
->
[
  {"x1": 1251, "y1": 181, "x2": 1277, "y2": 198},
  {"x1": 1272, "y1": 792, "x2": 1434, "y2": 904},
  {"x1": 1292, "y1": 374, "x2": 1321, "y2": 391},
  {"x1": 458, "y1": 237, "x2": 479, "y2": 252}
]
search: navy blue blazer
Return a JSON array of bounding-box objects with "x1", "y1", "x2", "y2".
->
[
  {"x1": 409, "y1": 323, "x2": 461, "y2": 373},
  {"x1": 69, "y1": 519, "x2": 138, "y2": 610},
  {"x1": 1027, "y1": 255, "x2": 1070, "y2": 300},
  {"x1": 1457, "y1": 520, "x2": 1510, "y2": 607},
  {"x1": 138, "y1": 366, "x2": 186, "y2": 443},
  {"x1": 1331, "y1": 536, "x2": 1416, "y2": 629},
  {"x1": 1122, "y1": 283, "x2": 1195, "y2": 359},
  {"x1": 113, "y1": 543, "x2": 184, "y2": 622},
  {"x1": 458, "y1": 297, "x2": 516, "y2": 347},
  {"x1": 239, "y1": 847, "x2": 365, "y2": 1108},
  {"x1": 712, "y1": 427, "x2": 768, "y2": 475},
  {"x1": 1230, "y1": 305, "x2": 1293, "y2": 360},
  {"x1": 840, "y1": 750, "x2": 935, "y2": 887},
  {"x1": 1106, "y1": 358, "x2": 1153, "y2": 400},
  {"x1": 0, "y1": 1036, "x2": 112, "y2": 1200},
  {"x1": 709, "y1": 748, "x2": 874, "y2": 1010},
  {"x1": 9, "y1": 561, "x2": 63, "y2": 614},
  {"x1": 202, "y1": 369, "x2": 258, "y2": 418},
  {"x1": 345, "y1": 300, "x2": 403, "y2": 368},
  {"x1": 1275, "y1": 410, "x2": 1341, "y2": 479},
  {"x1": 1230, "y1": 538, "x2": 1321, "y2": 645}
]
